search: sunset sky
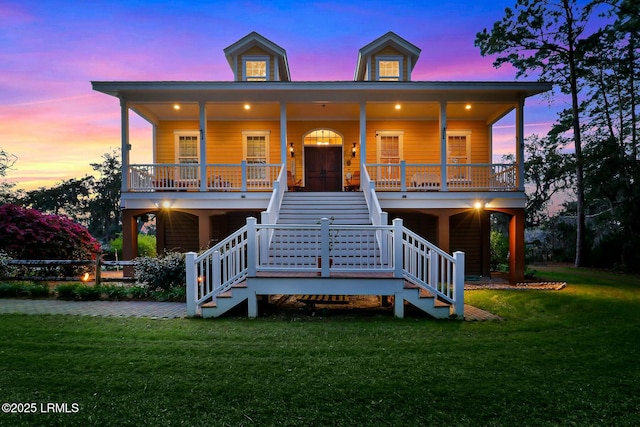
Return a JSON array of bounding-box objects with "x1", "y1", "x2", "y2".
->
[{"x1": 1, "y1": 0, "x2": 565, "y2": 191}]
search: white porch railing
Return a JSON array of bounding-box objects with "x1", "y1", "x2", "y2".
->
[
  {"x1": 366, "y1": 161, "x2": 518, "y2": 191},
  {"x1": 128, "y1": 161, "x2": 282, "y2": 192},
  {"x1": 186, "y1": 217, "x2": 464, "y2": 318},
  {"x1": 129, "y1": 161, "x2": 517, "y2": 192}
]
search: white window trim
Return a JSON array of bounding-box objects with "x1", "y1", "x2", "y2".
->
[
  {"x1": 446, "y1": 130, "x2": 472, "y2": 164},
  {"x1": 242, "y1": 56, "x2": 270, "y2": 81},
  {"x1": 174, "y1": 130, "x2": 200, "y2": 163},
  {"x1": 376, "y1": 130, "x2": 404, "y2": 163},
  {"x1": 242, "y1": 130, "x2": 271, "y2": 163},
  {"x1": 376, "y1": 56, "x2": 403, "y2": 81}
]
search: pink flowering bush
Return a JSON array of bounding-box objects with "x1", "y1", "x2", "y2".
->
[{"x1": 0, "y1": 204, "x2": 101, "y2": 261}]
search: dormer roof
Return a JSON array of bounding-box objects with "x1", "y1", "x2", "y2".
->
[
  {"x1": 354, "y1": 32, "x2": 421, "y2": 81},
  {"x1": 223, "y1": 31, "x2": 291, "y2": 81}
]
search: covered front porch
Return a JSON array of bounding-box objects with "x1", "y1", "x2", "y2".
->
[{"x1": 125, "y1": 161, "x2": 520, "y2": 193}]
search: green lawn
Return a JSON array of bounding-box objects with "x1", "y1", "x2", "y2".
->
[{"x1": 1, "y1": 266, "x2": 639, "y2": 426}]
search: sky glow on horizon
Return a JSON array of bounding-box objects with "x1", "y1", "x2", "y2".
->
[{"x1": 1, "y1": 0, "x2": 562, "y2": 191}]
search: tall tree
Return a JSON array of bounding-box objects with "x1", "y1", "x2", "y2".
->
[
  {"x1": 475, "y1": 0, "x2": 596, "y2": 267},
  {"x1": 523, "y1": 134, "x2": 574, "y2": 227},
  {"x1": 22, "y1": 176, "x2": 92, "y2": 221},
  {"x1": 0, "y1": 148, "x2": 17, "y2": 204},
  {"x1": 87, "y1": 150, "x2": 122, "y2": 243},
  {"x1": 579, "y1": 0, "x2": 640, "y2": 269}
]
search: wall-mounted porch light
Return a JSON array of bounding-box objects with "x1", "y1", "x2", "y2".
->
[
  {"x1": 154, "y1": 200, "x2": 173, "y2": 209},
  {"x1": 351, "y1": 142, "x2": 357, "y2": 158},
  {"x1": 474, "y1": 201, "x2": 485, "y2": 210},
  {"x1": 290, "y1": 142, "x2": 295, "y2": 157}
]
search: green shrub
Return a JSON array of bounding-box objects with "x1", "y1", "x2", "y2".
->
[
  {"x1": 490, "y1": 230, "x2": 509, "y2": 271},
  {"x1": 0, "y1": 282, "x2": 50, "y2": 298},
  {"x1": 134, "y1": 252, "x2": 185, "y2": 291},
  {"x1": 0, "y1": 250, "x2": 13, "y2": 278},
  {"x1": 150, "y1": 286, "x2": 186, "y2": 302},
  {"x1": 56, "y1": 283, "x2": 80, "y2": 300},
  {"x1": 75, "y1": 285, "x2": 101, "y2": 301},
  {"x1": 109, "y1": 234, "x2": 156, "y2": 260},
  {"x1": 0, "y1": 283, "x2": 19, "y2": 298}
]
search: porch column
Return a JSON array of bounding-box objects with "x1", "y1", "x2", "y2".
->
[
  {"x1": 439, "y1": 101, "x2": 448, "y2": 190},
  {"x1": 516, "y1": 98, "x2": 525, "y2": 191},
  {"x1": 199, "y1": 101, "x2": 208, "y2": 191},
  {"x1": 437, "y1": 212, "x2": 450, "y2": 253},
  {"x1": 509, "y1": 209, "x2": 526, "y2": 284},
  {"x1": 280, "y1": 102, "x2": 287, "y2": 174},
  {"x1": 121, "y1": 210, "x2": 138, "y2": 277},
  {"x1": 120, "y1": 98, "x2": 130, "y2": 193},
  {"x1": 359, "y1": 101, "x2": 367, "y2": 168},
  {"x1": 198, "y1": 211, "x2": 211, "y2": 250}
]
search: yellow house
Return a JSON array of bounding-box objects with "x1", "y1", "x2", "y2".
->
[{"x1": 93, "y1": 31, "x2": 551, "y2": 318}]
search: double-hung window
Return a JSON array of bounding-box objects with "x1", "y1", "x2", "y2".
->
[
  {"x1": 243, "y1": 130, "x2": 270, "y2": 181},
  {"x1": 376, "y1": 130, "x2": 404, "y2": 183},
  {"x1": 376, "y1": 57, "x2": 402, "y2": 81},
  {"x1": 174, "y1": 131, "x2": 199, "y2": 181},
  {"x1": 447, "y1": 131, "x2": 471, "y2": 181},
  {"x1": 243, "y1": 56, "x2": 269, "y2": 81}
]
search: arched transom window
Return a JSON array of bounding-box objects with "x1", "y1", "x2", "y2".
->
[{"x1": 303, "y1": 129, "x2": 343, "y2": 146}]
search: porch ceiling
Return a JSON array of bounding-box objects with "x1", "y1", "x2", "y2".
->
[
  {"x1": 132, "y1": 100, "x2": 516, "y2": 124},
  {"x1": 95, "y1": 80, "x2": 552, "y2": 125}
]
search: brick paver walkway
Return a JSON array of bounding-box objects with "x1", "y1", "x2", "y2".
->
[
  {"x1": 0, "y1": 298, "x2": 500, "y2": 321},
  {"x1": 0, "y1": 299, "x2": 186, "y2": 318}
]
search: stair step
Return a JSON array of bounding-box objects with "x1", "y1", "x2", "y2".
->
[{"x1": 296, "y1": 295, "x2": 350, "y2": 304}]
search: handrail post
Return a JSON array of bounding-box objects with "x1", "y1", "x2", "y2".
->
[
  {"x1": 212, "y1": 250, "x2": 222, "y2": 289},
  {"x1": 241, "y1": 160, "x2": 248, "y2": 192},
  {"x1": 429, "y1": 250, "x2": 439, "y2": 289},
  {"x1": 247, "y1": 217, "x2": 257, "y2": 276},
  {"x1": 400, "y1": 160, "x2": 407, "y2": 192},
  {"x1": 185, "y1": 252, "x2": 197, "y2": 317},
  {"x1": 393, "y1": 218, "x2": 403, "y2": 278},
  {"x1": 380, "y1": 211, "x2": 389, "y2": 265},
  {"x1": 94, "y1": 252, "x2": 102, "y2": 285},
  {"x1": 453, "y1": 251, "x2": 465, "y2": 319},
  {"x1": 320, "y1": 218, "x2": 330, "y2": 277}
]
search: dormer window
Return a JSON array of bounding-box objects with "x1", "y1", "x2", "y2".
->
[
  {"x1": 243, "y1": 57, "x2": 269, "y2": 81},
  {"x1": 377, "y1": 57, "x2": 402, "y2": 81}
]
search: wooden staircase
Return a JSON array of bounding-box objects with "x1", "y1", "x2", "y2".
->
[
  {"x1": 277, "y1": 191, "x2": 370, "y2": 225},
  {"x1": 269, "y1": 192, "x2": 378, "y2": 269},
  {"x1": 198, "y1": 191, "x2": 459, "y2": 320}
]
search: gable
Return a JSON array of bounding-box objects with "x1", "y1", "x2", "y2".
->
[
  {"x1": 354, "y1": 32, "x2": 421, "y2": 81},
  {"x1": 224, "y1": 32, "x2": 290, "y2": 82}
]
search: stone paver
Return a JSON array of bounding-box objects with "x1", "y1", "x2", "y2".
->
[
  {"x1": 0, "y1": 299, "x2": 186, "y2": 318},
  {"x1": 463, "y1": 304, "x2": 503, "y2": 321},
  {"x1": 0, "y1": 298, "x2": 501, "y2": 321}
]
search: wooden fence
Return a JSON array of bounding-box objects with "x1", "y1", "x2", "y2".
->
[{"x1": 4, "y1": 259, "x2": 136, "y2": 284}]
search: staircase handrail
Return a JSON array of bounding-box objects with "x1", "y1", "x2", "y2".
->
[
  {"x1": 186, "y1": 225, "x2": 250, "y2": 315},
  {"x1": 361, "y1": 167, "x2": 387, "y2": 227},
  {"x1": 186, "y1": 217, "x2": 464, "y2": 319},
  {"x1": 399, "y1": 222, "x2": 464, "y2": 316},
  {"x1": 261, "y1": 164, "x2": 286, "y2": 226}
]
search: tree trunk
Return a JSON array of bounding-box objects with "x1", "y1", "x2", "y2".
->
[{"x1": 564, "y1": 0, "x2": 586, "y2": 268}]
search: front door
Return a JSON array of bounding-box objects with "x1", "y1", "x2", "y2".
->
[{"x1": 304, "y1": 146, "x2": 342, "y2": 192}]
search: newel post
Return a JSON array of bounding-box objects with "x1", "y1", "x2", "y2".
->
[
  {"x1": 320, "y1": 217, "x2": 331, "y2": 277},
  {"x1": 185, "y1": 252, "x2": 197, "y2": 317},
  {"x1": 400, "y1": 160, "x2": 407, "y2": 192},
  {"x1": 241, "y1": 160, "x2": 248, "y2": 192},
  {"x1": 392, "y1": 218, "x2": 403, "y2": 278},
  {"x1": 453, "y1": 251, "x2": 465, "y2": 319},
  {"x1": 247, "y1": 217, "x2": 257, "y2": 276}
]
